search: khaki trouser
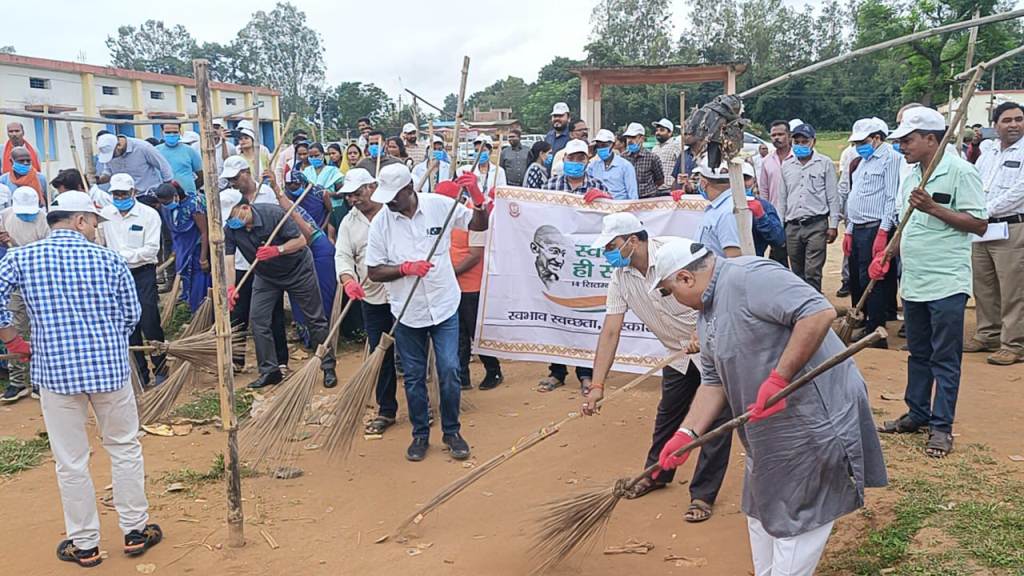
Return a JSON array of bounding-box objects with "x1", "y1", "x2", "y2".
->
[
  {"x1": 39, "y1": 383, "x2": 149, "y2": 550},
  {"x1": 8, "y1": 289, "x2": 31, "y2": 390},
  {"x1": 971, "y1": 222, "x2": 1024, "y2": 353}
]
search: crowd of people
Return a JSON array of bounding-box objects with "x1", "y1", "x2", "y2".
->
[{"x1": 0, "y1": 93, "x2": 1020, "y2": 574}]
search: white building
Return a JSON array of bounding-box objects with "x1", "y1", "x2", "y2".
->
[
  {"x1": 939, "y1": 89, "x2": 1024, "y2": 127},
  {"x1": 0, "y1": 52, "x2": 281, "y2": 180}
]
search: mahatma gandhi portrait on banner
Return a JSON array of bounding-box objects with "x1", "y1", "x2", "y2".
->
[{"x1": 531, "y1": 225, "x2": 569, "y2": 289}]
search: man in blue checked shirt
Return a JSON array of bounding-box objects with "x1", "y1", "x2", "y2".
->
[
  {"x1": 588, "y1": 129, "x2": 638, "y2": 200},
  {"x1": 0, "y1": 191, "x2": 163, "y2": 568}
]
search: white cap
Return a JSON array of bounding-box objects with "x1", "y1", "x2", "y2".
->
[
  {"x1": 593, "y1": 129, "x2": 616, "y2": 143},
  {"x1": 653, "y1": 118, "x2": 674, "y2": 132},
  {"x1": 182, "y1": 130, "x2": 200, "y2": 145},
  {"x1": 473, "y1": 134, "x2": 493, "y2": 146},
  {"x1": 431, "y1": 135, "x2": 445, "y2": 145},
  {"x1": 789, "y1": 118, "x2": 804, "y2": 130},
  {"x1": 696, "y1": 161, "x2": 730, "y2": 181},
  {"x1": 848, "y1": 117, "x2": 889, "y2": 142},
  {"x1": 51, "y1": 190, "x2": 104, "y2": 220},
  {"x1": 550, "y1": 102, "x2": 570, "y2": 116},
  {"x1": 623, "y1": 122, "x2": 645, "y2": 137},
  {"x1": 402, "y1": 123, "x2": 417, "y2": 134},
  {"x1": 651, "y1": 237, "x2": 710, "y2": 289},
  {"x1": 12, "y1": 186, "x2": 40, "y2": 215},
  {"x1": 96, "y1": 133, "x2": 118, "y2": 163},
  {"x1": 563, "y1": 139, "x2": 589, "y2": 156},
  {"x1": 889, "y1": 107, "x2": 945, "y2": 140},
  {"x1": 339, "y1": 168, "x2": 375, "y2": 193},
  {"x1": 238, "y1": 127, "x2": 256, "y2": 140},
  {"x1": 219, "y1": 188, "x2": 243, "y2": 222},
  {"x1": 108, "y1": 173, "x2": 136, "y2": 193},
  {"x1": 220, "y1": 155, "x2": 250, "y2": 180},
  {"x1": 212, "y1": 117, "x2": 225, "y2": 127},
  {"x1": 742, "y1": 162, "x2": 755, "y2": 178},
  {"x1": 590, "y1": 212, "x2": 644, "y2": 249},
  {"x1": 236, "y1": 119, "x2": 253, "y2": 131},
  {"x1": 370, "y1": 163, "x2": 413, "y2": 204}
]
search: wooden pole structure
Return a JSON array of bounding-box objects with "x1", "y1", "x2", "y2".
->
[
  {"x1": 80, "y1": 126, "x2": 96, "y2": 187},
  {"x1": 954, "y1": 44, "x2": 1024, "y2": 81},
  {"x1": 0, "y1": 102, "x2": 264, "y2": 126},
  {"x1": 678, "y1": 92, "x2": 687, "y2": 188},
  {"x1": 251, "y1": 90, "x2": 262, "y2": 182},
  {"x1": 449, "y1": 56, "x2": 471, "y2": 179},
  {"x1": 727, "y1": 158, "x2": 755, "y2": 256},
  {"x1": 64, "y1": 121, "x2": 89, "y2": 189},
  {"x1": 42, "y1": 105, "x2": 51, "y2": 203},
  {"x1": 954, "y1": 11, "x2": 981, "y2": 153},
  {"x1": 192, "y1": 58, "x2": 245, "y2": 548},
  {"x1": 411, "y1": 96, "x2": 420, "y2": 135}
]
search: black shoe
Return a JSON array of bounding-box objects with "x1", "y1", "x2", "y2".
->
[
  {"x1": 836, "y1": 284, "x2": 850, "y2": 298},
  {"x1": 57, "y1": 539, "x2": 102, "y2": 568},
  {"x1": 406, "y1": 437, "x2": 429, "y2": 462},
  {"x1": 872, "y1": 338, "x2": 889, "y2": 350},
  {"x1": 459, "y1": 376, "x2": 473, "y2": 390},
  {"x1": 478, "y1": 372, "x2": 504, "y2": 390},
  {"x1": 1, "y1": 385, "x2": 30, "y2": 403},
  {"x1": 248, "y1": 370, "x2": 283, "y2": 389},
  {"x1": 443, "y1": 433, "x2": 471, "y2": 460},
  {"x1": 898, "y1": 324, "x2": 906, "y2": 338},
  {"x1": 124, "y1": 524, "x2": 162, "y2": 556},
  {"x1": 323, "y1": 368, "x2": 338, "y2": 388}
]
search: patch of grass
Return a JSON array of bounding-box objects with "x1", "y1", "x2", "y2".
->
[
  {"x1": 162, "y1": 453, "x2": 258, "y2": 492},
  {"x1": 0, "y1": 435, "x2": 50, "y2": 476},
  {"x1": 164, "y1": 301, "x2": 193, "y2": 339},
  {"x1": 815, "y1": 133, "x2": 849, "y2": 161},
  {"x1": 170, "y1": 389, "x2": 254, "y2": 421}
]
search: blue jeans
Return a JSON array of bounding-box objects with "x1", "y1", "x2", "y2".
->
[
  {"x1": 903, "y1": 293, "x2": 968, "y2": 432},
  {"x1": 363, "y1": 302, "x2": 397, "y2": 419},
  {"x1": 395, "y1": 314, "x2": 462, "y2": 439}
]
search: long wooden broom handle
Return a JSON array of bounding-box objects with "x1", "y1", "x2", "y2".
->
[
  {"x1": 849, "y1": 67, "x2": 985, "y2": 319},
  {"x1": 625, "y1": 327, "x2": 887, "y2": 491},
  {"x1": 312, "y1": 299, "x2": 355, "y2": 360},
  {"x1": 233, "y1": 181, "x2": 315, "y2": 293},
  {"x1": 266, "y1": 113, "x2": 297, "y2": 175}
]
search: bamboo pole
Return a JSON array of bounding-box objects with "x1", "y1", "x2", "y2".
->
[
  {"x1": 64, "y1": 121, "x2": 89, "y2": 189},
  {"x1": 266, "y1": 113, "x2": 297, "y2": 182},
  {"x1": 954, "y1": 44, "x2": 1024, "y2": 81},
  {"x1": 417, "y1": 121, "x2": 437, "y2": 193},
  {"x1": 80, "y1": 126, "x2": 96, "y2": 186},
  {"x1": 727, "y1": 158, "x2": 755, "y2": 256},
  {"x1": 193, "y1": 58, "x2": 245, "y2": 548},
  {"x1": 252, "y1": 90, "x2": 262, "y2": 182},
  {"x1": 0, "y1": 102, "x2": 265, "y2": 126},
  {"x1": 42, "y1": 105, "x2": 51, "y2": 203},
  {"x1": 955, "y1": 9, "x2": 981, "y2": 156},
  {"x1": 449, "y1": 57, "x2": 471, "y2": 179}
]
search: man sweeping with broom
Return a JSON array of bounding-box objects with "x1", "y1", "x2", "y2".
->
[
  {"x1": 652, "y1": 238, "x2": 886, "y2": 576},
  {"x1": 366, "y1": 164, "x2": 489, "y2": 462}
]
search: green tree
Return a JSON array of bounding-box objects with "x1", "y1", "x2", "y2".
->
[
  {"x1": 106, "y1": 20, "x2": 197, "y2": 76},
  {"x1": 311, "y1": 82, "x2": 396, "y2": 140},
  {"x1": 0, "y1": 45, "x2": 14, "y2": 54},
  {"x1": 590, "y1": 0, "x2": 674, "y2": 64},
  {"x1": 442, "y1": 93, "x2": 458, "y2": 118},
  {"x1": 466, "y1": 76, "x2": 531, "y2": 119}
]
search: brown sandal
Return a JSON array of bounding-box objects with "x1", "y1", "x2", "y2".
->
[
  {"x1": 684, "y1": 499, "x2": 713, "y2": 523},
  {"x1": 624, "y1": 477, "x2": 666, "y2": 500}
]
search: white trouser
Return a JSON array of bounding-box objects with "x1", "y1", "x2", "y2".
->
[
  {"x1": 40, "y1": 383, "x2": 149, "y2": 550},
  {"x1": 747, "y1": 516, "x2": 834, "y2": 576}
]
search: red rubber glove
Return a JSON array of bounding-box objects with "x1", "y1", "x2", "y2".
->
[
  {"x1": 671, "y1": 188, "x2": 685, "y2": 202},
  {"x1": 227, "y1": 285, "x2": 239, "y2": 311},
  {"x1": 868, "y1": 252, "x2": 890, "y2": 280},
  {"x1": 871, "y1": 229, "x2": 889, "y2": 258},
  {"x1": 4, "y1": 336, "x2": 31, "y2": 361},
  {"x1": 583, "y1": 188, "x2": 612, "y2": 203},
  {"x1": 748, "y1": 369, "x2": 789, "y2": 423},
  {"x1": 455, "y1": 173, "x2": 485, "y2": 206},
  {"x1": 842, "y1": 232, "x2": 852, "y2": 256},
  {"x1": 655, "y1": 429, "x2": 695, "y2": 477},
  {"x1": 255, "y1": 245, "x2": 282, "y2": 262},
  {"x1": 399, "y1": 260, "x2": 433, "y2": 277},
  {"x1": 343, "y1": 279, "x2": 366, "y2": 301},
  {"x1": 747, "y1": 199, "x2": 765, "y2": 219}
]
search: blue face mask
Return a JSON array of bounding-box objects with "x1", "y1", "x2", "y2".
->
[
  {"x1": 793, "y1": 144, "x2": 812, "y2": 159},
  {"x1": 856, "y1": 143, "x2": 874, "y2": 160},
  {"x1": 165, "y1": 201, "x2": 179, "y2": 210},
  {"x1": 626, "y1": 143, "x2": 641, "y2": 154},
  {"x1": 164, "y1": 134, "x2": 180, "y2": 147},
  {"x1": 432, "y1": 150, "x2": 445, "y2": 161},
  {"x1": 596, "y1": 147, "x2": 612, "y2": 161},
  {"x1": 697, "y1": 184, "x2": 709, "y2": 200},
  {"x1": 604, "y1": 240, "x2": 633, "y2": 268},
  {"x1": 563, "y1": 160, "x2": 585, "y2": 178},
  {"x1": 892, "y1": 142, "x2": 901, "y2": 153},
  {"x1": 12, "y1": 162, "x2": 30, "y2": 176},
  {"x1": 16, "y1": 212, "x2": 37, "y2": 222},
  {"x1": 368, "y1": 144, "x2": 380, "y2": 158},
  {"x1": 478, "y1": 151, "x2": 490, "y2": 165},
  {"x1": 543, "y1": 154, "x2": 553, "y2": 167},
  {"x1": 113, "y1": 198, "x2": 135, "y2": 212},
  {"x1": 226, "y1": 217, "x2": 244, "y2": 230},
  {"x1": 331, "y1": 197, "x2": 347, "y2": 208},
  {"x1": 745, "y1": 187, "x2": 754, "y2": 198},
  {"x1": 309, "y1": 157, "x2": 324, "y2": 168}
]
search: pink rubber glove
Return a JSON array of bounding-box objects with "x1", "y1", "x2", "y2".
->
[
  {"x1": 747, "y1": 369, "x2": 788, "y2": 422},
  {"x1": 871, "y1": 229, "x2": 889, "y2": 258},
  {"x1": 868, "y1": 252, "x2": 890, "y2": 280},
  {"x1": 399, "y1": 260, "x2": 433, "y2": 277},
  {"x1": 671, "y1": 188, "x2": 685, "y2": 202},
  {"x1": 655, "y1": 429, "x2": 695, "y2": 477},
  {"x1": 255, "y1": 245, "x2": 282, "y2": 262},
  {"x1": 227, "y1": 285, "x2": 239, "y2": 312},
  {"x1": 343, "y1": 279, "x2": 366, "y2": 301},
  {"x1": 455, "y1": 173, "x2": 485, "y2": 206},
  {"x1": 4, "y1": 336, "x2": 31, "y2": 361},
  {"x1": 583, "y1": 188, "x2": 612, "y2": 203},
  {"x1": 747, "y1": 199, "x2": 765, "y2": 219},
  {"x1": 842, "y1": 233, "x2": 852, "y2": 257}
]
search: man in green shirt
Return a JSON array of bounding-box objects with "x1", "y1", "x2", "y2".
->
[{"x1": 875, "y1": 107, "x2": 987, "y2": 459}]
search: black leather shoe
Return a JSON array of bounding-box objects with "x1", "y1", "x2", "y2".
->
[
  {"x1": 835, "y1": 284, "x2": 850, "y2": 298},
  {"x1": 443, "y1": 433, "x2": 471, "y2": 460},
  {"x1": 323, "y1": 368, "x2": 338, "y2": 388},
  {"x1": 406, "y1": 437, "x2": 429, "y2": 462},
  {"x1": 248, "y1": 370, "x2": 283, "y2": 389},
  {"x1": 478, "y1": 372, "x2": 504, "y2": 390}
]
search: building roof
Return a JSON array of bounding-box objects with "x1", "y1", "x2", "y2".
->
[
  {"x1": 0, "y1": 53, "x2": 280, "y2": 96},
  {"x1": 570, "y1": 63, "x2": 747, "y2": 84}
]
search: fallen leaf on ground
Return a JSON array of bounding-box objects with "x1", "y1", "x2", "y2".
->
[
  {"x1": 136, "y1": 563, "x2": 157, "y2": 574},
  {"x1": 664, "y1": 555, "x2": 707, "y2": 567},
  {"x1": 604, "y1": 540, "x2": 654, "y2": 555},
  {"x1": 141, "y1": 424, "x2": 174, "y2": 437},
  {"x1": 164, "y1": 483, "x2": 186, "y2": 493},
  {"x1": 1009, "y1": 455, "x2": 1024, "y2": 462}
]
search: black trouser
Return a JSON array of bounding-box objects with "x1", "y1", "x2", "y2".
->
[
  {"x1": 232, "y1": 268, "x2": 288, "y2": 367},
  {"x1": 457, "y1": 292, "x2": 502, "y2": 386},
  {"x1": 767, "y1": 241, "x2": 789, "y2": 268},
  {"x1": 137, "y1": 195, "x2": 174, "y2": 285},
  {"x1": 363, "y1": 301, "x2": 398, "y2": 418},
  {"x1": 251, "y1": 255, "x2": 334, "y2": 375},
  {"x1": 129, "y1": 264, "x2": 167, "y2": 385},
  {"x1": 644, "y1": 363, "x2": 732, "y2": 504},
  {"x1": 341, "y1": 292, "x2": 365, "y2": 340},
  {"x1": 849, "y1": 223, "x2": 899, "y2": 333}
]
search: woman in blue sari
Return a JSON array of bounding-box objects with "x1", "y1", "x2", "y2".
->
[{"x1": 155, "y1": 182, "x2": 211, "y2": 312}]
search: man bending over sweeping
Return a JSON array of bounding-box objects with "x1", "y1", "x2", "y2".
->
[{"x1": 652, "y1": 238, "x2": 886, "y2": 576}]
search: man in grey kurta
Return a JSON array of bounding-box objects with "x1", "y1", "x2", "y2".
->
[{"x1": 652, "y1": 238, "x2": 886, "y2": 575}]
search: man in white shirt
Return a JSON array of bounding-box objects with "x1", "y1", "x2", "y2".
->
[
  {"x1": 412, "y1": 136, "x2": 453, "y2": 193},
  {"x1": 193, "y1": 118, "x2": 237, "y2": 190},
  {"x1": 458, "y1": 134, "x2": 506, "y2": 192},
  {"x1": 99, "y1": 173, "x2": 167, "y2": 387},
  {"x1": 366, "y1": 164, "x2": 489, "y2": 462},
  {"x1": 966, "y1": 101, "x2": 1024, "y2": 366}
]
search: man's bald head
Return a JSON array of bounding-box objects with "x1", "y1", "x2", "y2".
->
[
  {"x1": 533, "y1": 225, "x2": 566, "y2": 246},
  {"x1": 6, "y1": 122, "x2": 25, "y2": 145}
]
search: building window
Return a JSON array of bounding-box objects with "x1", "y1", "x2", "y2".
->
[
  {"x1": 102, "y1": 85, "x2": 119, "y2": 96},
  {"x1": 190, "y1": 95, "x2": 197, "y2": 103},
  {"x1": 29, "y1": 77, "x2": 51, "y2": 90},
  {"x1": 150, "y1": 91, "x2": 165, "y2": 100},
  {"x1": 225, "y1": 97, "x2": 237, "y2": 106}
]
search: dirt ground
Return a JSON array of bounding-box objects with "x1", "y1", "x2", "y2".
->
[{"x1": 1, "y1": 245, "x2": 1022, "y2": 576}]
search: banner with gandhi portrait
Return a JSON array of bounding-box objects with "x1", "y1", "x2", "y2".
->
[{"x1": 474, "y1": 187, "x2": 706, "y2": 374}]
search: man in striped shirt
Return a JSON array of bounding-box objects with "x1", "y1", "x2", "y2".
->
[
  {"x1": 844, "y1": 118, "x2": 902, "y2": 349},
  {"x1": 581, "y1": 214, "x2": 731, "y2": 523}
]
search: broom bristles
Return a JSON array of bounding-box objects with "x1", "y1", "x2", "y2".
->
[
  {"x1": 138, "y1": 361, "x2": 195, "y2": 425},
  {"x1": 323, "y1": 335, "x2": 393, "y2": 458},
  {"x1": 179, "y1": 293, "x2": 215, "y2": 338},
  {"x1": 159, "y1": 327, "x2": 246, "y2": 371},
  {"x1": 531, "y1": 480, "x2": 627, "y2": 575}
]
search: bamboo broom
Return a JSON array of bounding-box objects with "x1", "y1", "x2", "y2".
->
[
  {"x1": 837, "y1": 66, "x2": 985, "y2": 342},
  {"x1": 138, "y1": 360, "x2": 197, "y2": 425},
  {"x1": 531, "y1": 327, "x2": 887, "y2": 574}
]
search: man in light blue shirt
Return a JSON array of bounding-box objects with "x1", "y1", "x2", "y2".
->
[
  {"x1": 587, "y1": 129, "x2": 638, "y2": 200},
  {"x1": 97, "y1": 133, "x2": 173, "y2": 195},
  {"x1": 696, "y1": 162, "x2": 742, "y2": 258},
  {"x1": 155, "y1": 124, "x2": 203, "y2": 196}
]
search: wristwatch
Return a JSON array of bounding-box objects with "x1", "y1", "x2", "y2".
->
[
  {"x1": 677, "y1": 426, "x2": 699, "y2": 439},
  {"x1": 277, "y1": 245, "x2": 285, "y2": 255}
]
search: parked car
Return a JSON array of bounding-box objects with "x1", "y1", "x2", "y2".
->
[{"x1": 742, "y1": 132, "x2": 769, "y2": 156}]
